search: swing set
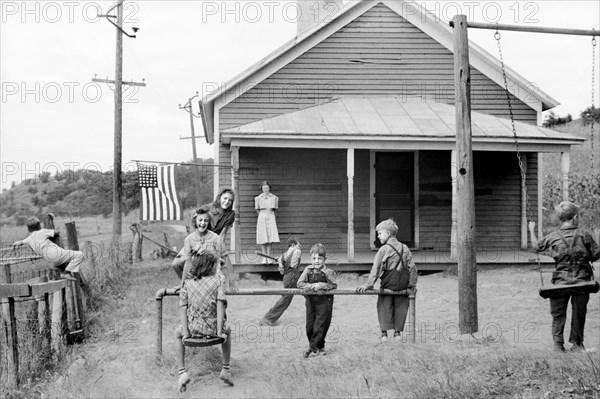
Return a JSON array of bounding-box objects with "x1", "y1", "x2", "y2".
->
[{"x1": 450, "y1": 17, "x2": 600, "y2": 332}]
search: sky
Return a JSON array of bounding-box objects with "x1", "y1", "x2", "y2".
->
[{"x1": 1, "y1": 0, "x2": 599, "y2": 190}]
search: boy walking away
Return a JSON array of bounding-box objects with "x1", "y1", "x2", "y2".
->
[
  {"x1": 174, "y1": 250, "x2": 234, "y2": 392},
  {"x1": 357, "y1": 219, "x2": 418, "y2": 342},
  {"x1": 297, "y1": 243, "x2": 337, "y2": 357},
  {"x1": 529, "y1": 201, "x2": 600, "y2": 352},
  {"x1": 260, "y1": 238, "x2": 302, "y2": 326},
  {"x1": 12, "y1": 216, "x2": 85, "y2": 278}
]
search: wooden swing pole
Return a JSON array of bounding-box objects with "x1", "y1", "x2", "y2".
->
[
  {"x1": 450, "y1": 21, "x2": 598, "y2": 37},
  {"x1": 449, "y1": 15, "x2": 599, "y2": 336},
  {"x1": 452, "y1": 15, "x2": 478, "y2": 335}
]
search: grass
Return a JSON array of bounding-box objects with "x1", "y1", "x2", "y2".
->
[{"x1": 23, "y1": 261, "x2": 600, "y2": 399}]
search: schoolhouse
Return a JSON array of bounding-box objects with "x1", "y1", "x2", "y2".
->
[{"x1": 199, "y1": 0, "x2": 583, "y2": 270}]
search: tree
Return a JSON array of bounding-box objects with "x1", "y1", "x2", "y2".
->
[
  {"x1": 543, "y1": 111, "x2": 572, "y2": 128},
  {"x1": 580, "y1": 106, "x2": 600, "y2": 124}
]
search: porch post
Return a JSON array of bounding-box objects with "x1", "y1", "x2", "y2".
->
[
  {"x1": 231, "y1": 146, "x2": 241, "y2": 263},
  {"x1": 450, "y1": 149, "x2": 458, "y2": 260},
  {"x1": 560, "y1": 151, "x2": 570, "y2": 201},
  {"x1": 347, "y1": 148, "x2": 355, "y2": 262},
  {"x1": 520, "y1": 153, "x2": 528, "y2": 249}
]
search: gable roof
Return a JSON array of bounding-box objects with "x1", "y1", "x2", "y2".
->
[
  {"x1": 200, "y1": 0, "x2": 559, "y2": 144},
  {"x1": 221, "y1": 96, "x2": 582, "y2": 151}
]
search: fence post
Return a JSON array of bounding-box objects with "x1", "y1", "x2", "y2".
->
[
  {"x1": 65, "y1": 279, "x2": 76, "y2": 331},
  {"x1": 1, "y1": 263, "x2": 19, "y2": 388},
  {"x1": 51, "y1": 286, "x2": 67, "y2": 354},
  {"x1": 83, "y1": 241, "x2": 98, "y2": 280},
  {"x1": 43, "y1": 213, "x2": 64, "y2": 248},
  {"x1": 65, "y1": 221, "x2": 80, "y2": 251},
  {"x1": 72, "y1": 272, "x2": 85, "y2": 332},
  {"x1": 38, "y1": 279, "x2": 52, "y2": 357},
  {"x1": 156, "y1": 293, "x2": 163, "y2": 358},
  {"x1": 409, "y1": 294, "x2": 416, "y2": 344},
  {"x1": 130, "y1": 223, "x2": 143, "y2": 264}
]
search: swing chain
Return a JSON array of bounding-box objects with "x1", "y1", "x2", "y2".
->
[
  {"x1": 495, "y1": 30, "x2": 534, "y2": 224},
  {"x1": 591, "y1": 34, "x2": 596, "y2": 178}
]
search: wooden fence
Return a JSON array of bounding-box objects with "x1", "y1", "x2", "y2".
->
[{"x1": 0, "y1": 265, "x2": 85, "y2": 389}]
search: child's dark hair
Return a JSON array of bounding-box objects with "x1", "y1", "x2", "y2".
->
[
  {"x1": 189, "y1": 251, "x2": 218, "y2": 279},
  {"x1": 26, "y1": 217, "x2": 42, "y2": 232},
  {"x1": 286, "y1": 237, "x2": 300, "y2": 248}
]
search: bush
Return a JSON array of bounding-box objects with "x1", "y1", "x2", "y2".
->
[{"x1": 542, "y1": 172, "x2": 600, "y2": 232}]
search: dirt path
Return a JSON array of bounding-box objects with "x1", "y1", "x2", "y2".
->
[{"x1": 40, "y1": 262, "x2": 600, "y2": 398}]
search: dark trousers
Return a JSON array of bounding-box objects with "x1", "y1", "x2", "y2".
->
[
  {"x1": 261, "y1": 271, "x2": 299, "y2": 325},
  {"x1": 550, "y1": 293, "x2": 589, "y2": 346},
  {"x1": 377, "y1": 295, "x2": 409, "y2": 332},
  {"x1": 305, "y1": 296, "x2": 333, "y2": 350}
]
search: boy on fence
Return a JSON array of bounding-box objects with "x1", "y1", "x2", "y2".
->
[
  {"x1": 12, "y1": 216, "x2": 85, "y2": 278},
  {"x1": 297, "y1": 243, "x2": 337, "y2": 357},
  {"x1": 259, "y1": 238, "x2": 302, "y2": 326},
  {"x1": 529, "y1": 201, "x2": 600, "y2": 352},
  {"x1": 174, "y1": 250, "x2": 234, "y2": 391},
  {"x1": 357, "y1": 219, "x2": 418, "y2": 342}
]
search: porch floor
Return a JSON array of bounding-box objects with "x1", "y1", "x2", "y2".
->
[{"x1": 232, "y1": 250, "x2": 554, "y2": 273}]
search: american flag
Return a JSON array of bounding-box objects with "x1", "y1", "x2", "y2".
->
[{"x1": 138, "y1": 163, "x2": 182, "y2": 221}]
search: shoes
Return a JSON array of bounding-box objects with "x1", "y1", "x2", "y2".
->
[
  {"x1": 178, "y1": 372, "x2": 190, "y2": 393},
  {"x1": 394, "y1": 332, "x2": 402, "y2": 342},
  {"x1": 381, "y1": 331, "x2": 388, "y2": 342},
  {"x1": 303, "y1": 348, "x2": 318, "y2": 358},
  {"x1": 554, "y1": 343, "x2": 566, "y2": 352},
  {"x1": 317, "y1": 348, "x2": 327, "y2": 356},
  {"x1": 259, "y1": 319, "x2": 275, "y2": 326},
  {"x1": 570, "y1": 344, "x2": 585, "y2": 352},
  {"x1": 219, "y1": 369, "x2": 234, "y2": 386}
]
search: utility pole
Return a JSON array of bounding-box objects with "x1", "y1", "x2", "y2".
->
[
  {"x1": 97, "y1": 1, "x2": 143, "y2": 268},
  {"x1": 179, "y1": 93, "x2": 202, "y2": 207}
]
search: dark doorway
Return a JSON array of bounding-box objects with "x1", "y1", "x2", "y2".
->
[{"x1": 375, "y1": 152, "x2": 414, "y2": 247}]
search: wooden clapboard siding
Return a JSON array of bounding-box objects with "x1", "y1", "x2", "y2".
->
[
  {"x1": 417, "y1": 151, "x2": 538, "y2": 252},
  {"x1": 218, "y1": 3, "x2": 537, "y2": 133},
  {"x1": 238, "y1": 148, "x2": 343, "y2": 257},
  {"x1": 473, "y1": 152, "x2": 538, "y2": 250},
  {"x1": 418, "y1": 151, "x2": 452, "y2": 250}
]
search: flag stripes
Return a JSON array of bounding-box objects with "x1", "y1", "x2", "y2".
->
[{"x1": 138, "y1": 163, "x2": 182, "y2": 221}]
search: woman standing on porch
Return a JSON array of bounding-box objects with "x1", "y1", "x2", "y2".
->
[{"x1": 255, "y1": 181, "x2": 280, "y2": 263}]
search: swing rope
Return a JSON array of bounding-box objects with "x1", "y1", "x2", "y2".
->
[{"x1": 494, "y1": 30, "x2": 543, "y2": 285}]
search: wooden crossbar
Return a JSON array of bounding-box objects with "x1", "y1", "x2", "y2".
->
[{"x1": 155, "y1": 287, "x2": 416, "y2": 357}]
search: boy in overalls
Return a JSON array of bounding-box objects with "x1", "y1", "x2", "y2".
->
[
  {"x1": 297, "y1": 243, "x2": 337, "y2": 357},
  {"x1": 357, "y1": 219, "x2": 418, "y2": 341},
  {"x1": 529, "y1": 201, "x2": 600, "y2": 352}
]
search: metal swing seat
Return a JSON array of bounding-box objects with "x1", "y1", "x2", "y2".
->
[
  {"x1": 494, "y1": 30, "x2": 600, "y2": 300},
  {"x1": 183, "y1": 335, "x2": 225, "y2": 348}
]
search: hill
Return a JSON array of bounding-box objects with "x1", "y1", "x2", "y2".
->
[
  {"x1": 0, "y1": 161, "x2": 214, "y2": 226},
  {"x1": 540, "y1": 118, "x2": 599, "y2": 177}
]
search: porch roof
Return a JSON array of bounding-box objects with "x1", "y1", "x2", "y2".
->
[{"x1": 222, "y1": 96, "x2": 584, "y2": 152}]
